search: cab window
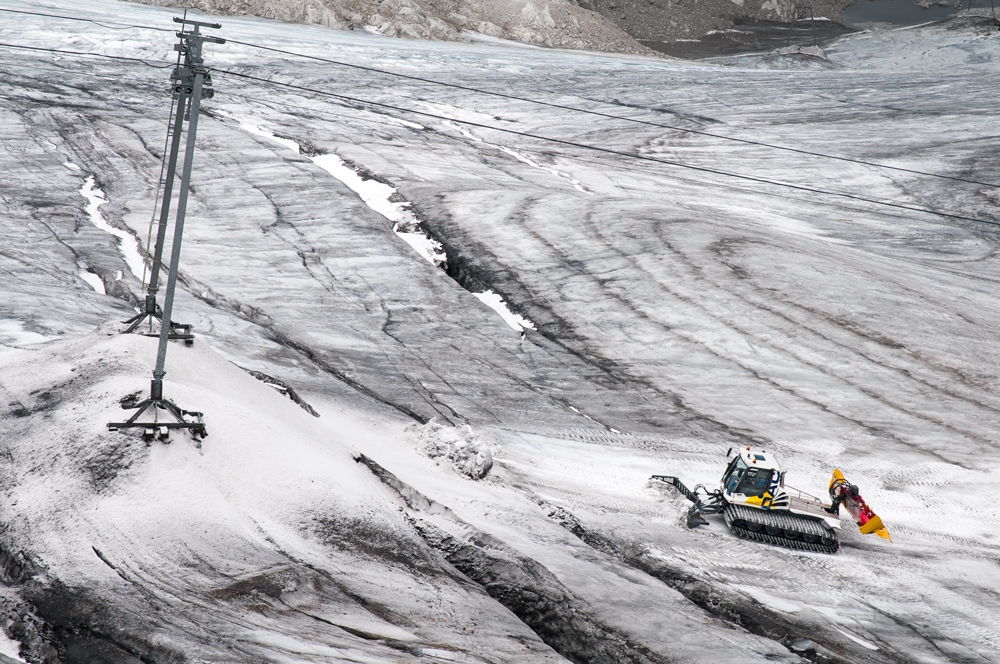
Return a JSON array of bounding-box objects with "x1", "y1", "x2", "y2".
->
[
  {"x1": 736, "y1": 468, "x2": 774, "y2": 498},
  {"x1": 723, "y1": 457, "x2": 747, "y2": 493}
]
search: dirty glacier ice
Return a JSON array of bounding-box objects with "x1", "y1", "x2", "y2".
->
[{"x1": 1, "y1": 1, "x2": 1000, "y2": 662}]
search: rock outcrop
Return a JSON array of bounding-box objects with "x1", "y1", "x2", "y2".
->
[
  {"x1": 569, "y1": 0, "x2": 855, "y2": 44},
  {"x1": 134, "y1": 0, "x2": 651, "y2": 53}
]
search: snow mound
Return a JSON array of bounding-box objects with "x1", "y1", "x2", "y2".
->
[{"x1": 409, "y1": 420, "x2": 495, "y2": 479}]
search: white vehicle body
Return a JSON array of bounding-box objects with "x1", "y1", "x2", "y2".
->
[{"x1": 720, "y1": 447, "x2": 841, "y2": 530}]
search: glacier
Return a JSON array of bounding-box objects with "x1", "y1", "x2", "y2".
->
[{"x1": 1, "y1": 1, "x2": 999, "y2": 662}]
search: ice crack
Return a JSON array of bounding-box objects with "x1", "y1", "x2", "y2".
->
[
  {"x1": 222, "y1": 112, "x2": 536, "y2": 336},
  {"x1": 77, "y1": 174, "x2": 147, "y2": 282},
  {"x1": 221, "y1": 112, "x2": 446, "y2": 267}
]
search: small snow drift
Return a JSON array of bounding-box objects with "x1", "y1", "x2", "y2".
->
[{"x1": 409, "y1": 419, "x2": 494, "y2": 479}]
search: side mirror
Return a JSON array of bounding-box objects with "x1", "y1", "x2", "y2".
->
[{"x1": 726, "y1": 446, "x2": 734, "y2": 458}]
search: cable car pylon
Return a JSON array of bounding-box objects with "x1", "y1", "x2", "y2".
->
[{"x1": 110, "y1": 16, "x2": 224, "y2": 441}]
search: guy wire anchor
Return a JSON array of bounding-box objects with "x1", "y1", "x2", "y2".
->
[{"x1": 110, "y1": 16, "x2": 224, "y2": 441}]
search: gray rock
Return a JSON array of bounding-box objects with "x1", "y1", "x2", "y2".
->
[{"x1": 134, "y1": 0, "x2": 651, "y2": 54}]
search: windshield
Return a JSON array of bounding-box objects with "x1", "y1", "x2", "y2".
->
[
  {"x1": 723, "y1": 456, "x2": 747, "y2": 493},
  {"x1": 736, "y1": 467, "x2": 775, "y2": 498}
]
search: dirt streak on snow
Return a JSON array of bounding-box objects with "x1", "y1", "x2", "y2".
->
[{"x1": 430, "y1": 108, "x2": 591, "y2": 195}]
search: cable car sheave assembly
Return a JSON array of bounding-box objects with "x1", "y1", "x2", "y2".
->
[
  {"x1": 108, "y1": 17, "x2": 224, "y2": 441},
  {"x1": 653, "y1": 446, "x2": 891, "y2": 553}
]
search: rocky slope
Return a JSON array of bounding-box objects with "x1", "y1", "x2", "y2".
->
[
  {"x1": 134, "y1": 0, "x2": 651, "y2": 53},
  {"x1": 573, "y1": 0, "x2": 855, "y2": 44}
]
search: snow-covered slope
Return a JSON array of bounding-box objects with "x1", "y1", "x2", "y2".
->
[
  {"x1": 2, "y1": 1, "x2": 1000, "y2": 662},
  {"x1": 0, "y1": 328, "x2": 811, "y2": 663}
]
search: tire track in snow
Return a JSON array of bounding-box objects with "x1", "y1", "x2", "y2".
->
[{"x1": 606, "y1": 226, "x2": 1000, "y2": 449}]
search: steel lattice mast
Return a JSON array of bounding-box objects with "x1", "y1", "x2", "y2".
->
[{"x1": 109, "y1": 17, "x2": 224, "y2": 441}]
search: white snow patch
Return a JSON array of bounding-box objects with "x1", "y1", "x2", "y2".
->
[
  {"x1": 832, "y1": 626, "x2": 879, "y2": 651},
  {"x1": 376, "y1": 113, "x2": 425, "y2": 130},
  {"x1": 307, "y1": 154, "x2": 400, "y2": 221},
  {"x1": 473, "y1": 290, "x2": 535, "y2": 332},
  {"x1": 310, "y1": 154, "x2": 447, "y2": 266},
  {"x1": 79, "y1": 269, "x2": 106, "y2": 294},
  {"x1": 222, "y1": 112, "x2": 446, "y2": 267},
  {"x1": 567, "y1": 404, "x2": 598, "y2": 423},
  {"x1": 738, "y1": 586, "x2": 804, "y2": 613},
  {"x1": 0, "y1": 630, "x2": 25, "y2": 662},
  {"x1": 232, "y1": 118, "x2": 301, "y2": 153},
  {"x1": 0, "y1": 320, "x2": 53, "y2": 347},
  {"x1": 80, "y1": 176, "x2": 147, "y2": 278}
]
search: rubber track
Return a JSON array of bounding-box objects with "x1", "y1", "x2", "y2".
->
[{"x1": 724, "y1": 504, "x2": 839, "y2": 554}]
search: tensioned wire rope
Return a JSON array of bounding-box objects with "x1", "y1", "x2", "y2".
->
[
  {"x1": 210, "y1": 67, "x2": 1000, "y2": 227},
  {"x1": 1, "y1": 40, "x2": 999, "y2": 230},
  {"x1": 2, "y1": 5, "x2": 1000, "y2": 190},
  {"x1": 4, "y1": 52, "x2": 985, "y2": 239}
]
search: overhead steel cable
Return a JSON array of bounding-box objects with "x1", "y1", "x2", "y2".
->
[
  {"x1": 1, "y1": 40, "x2": 997, "y2": 227},
  {"x1": 220, "y1": 39, "x2": 1000, "y2": 190},
  {"x1": 3, "y1": 5, "x2": 999, "y2": 189},
  {"x1": 0, "y1": 41, "x2": 174, "y2": 68},
  {"x1": 210, "y1": 67, "x2": 1000, "y2": 228},
  {"x1": 0, "y1": 6, "x2": 171, "y2": 31}
]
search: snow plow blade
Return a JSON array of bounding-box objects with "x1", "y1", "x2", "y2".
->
[
  {"x1": 650, "y1": 475, "x2": 721, "y2": 528},
  {"x1": 829, "y1": 469, "x2": 891, "y2": 542}
]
